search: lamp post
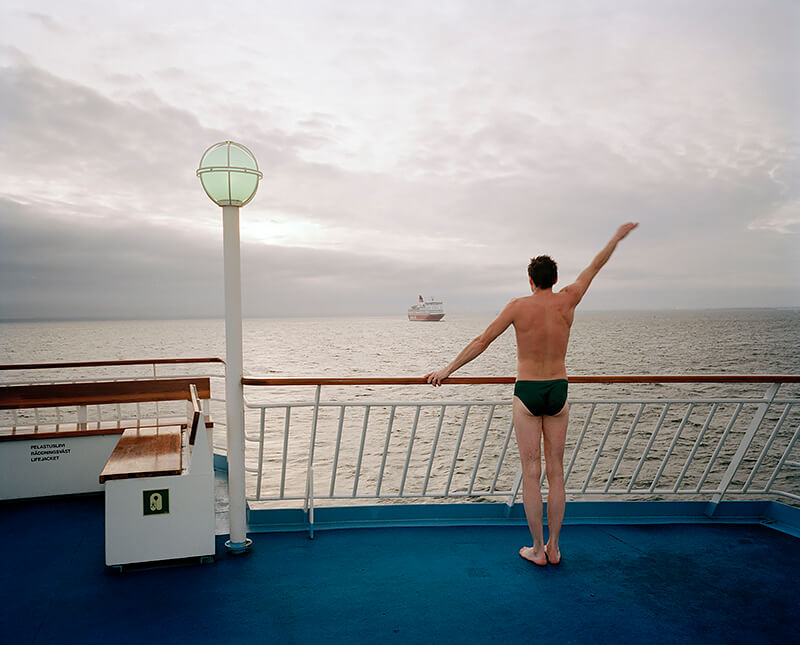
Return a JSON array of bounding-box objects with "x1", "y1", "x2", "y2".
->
[{"x1": 197, "y1": 141, "x2": 262, "y2": 553}]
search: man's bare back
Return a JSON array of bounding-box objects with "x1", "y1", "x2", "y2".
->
[{"x1": 507, "y1": 291, "x2": 575, "y2": 381}]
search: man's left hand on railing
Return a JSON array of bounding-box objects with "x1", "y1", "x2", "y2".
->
[{"x1": 425, "y1": 368, "x2": 452, "y2": 387}]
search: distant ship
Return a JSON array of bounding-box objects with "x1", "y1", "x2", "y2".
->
[{"x1": 408, "y1": 295, "x2": 445, "y2": 321}]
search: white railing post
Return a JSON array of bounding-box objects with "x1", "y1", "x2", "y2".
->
[
  {"x1": 506, "y1": 466, "x2": 523, "y2": 510},
  {"x1": 222, "y1": 204, "x2": 251, "y2": 553},
  {"x1": 705, "y1": 382, "x2": 780, "y2": 516},
  {"x1": 255, "y1": 407, "x2": 266, "y2": 500},
  {"x1": 77, "y1": 405, "x2": 87, "y2": 431},
  {"x1": 153, "y1": 363, "x2": 159, "y2": 421},
  {"x1": 305, "y1": 467, "x2": 315, "y2": 540},
  {"x1": 305, "y1": 385, "x2": 321, "y2": 535}
]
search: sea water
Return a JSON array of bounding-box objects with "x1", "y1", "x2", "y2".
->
[
  {"x1": 2, "y1": 309, "x2": 798, "y2": 378},
  {"x1": 1, "y1": 309, "x2": 798, "y2": 502}
]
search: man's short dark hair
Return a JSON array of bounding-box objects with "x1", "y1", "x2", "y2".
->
[{"x1": 528, "y1": 255, "x2": 558, "y2": 289}]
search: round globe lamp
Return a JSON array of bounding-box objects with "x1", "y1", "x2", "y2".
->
[
  {"x1": 197, "y1": 141, "x2": 262, "y2": 554},
  {"x1": 197, "y1": 141, "x2": 262, "y2": 206}
]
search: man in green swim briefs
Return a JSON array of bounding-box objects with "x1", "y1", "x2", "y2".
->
[{"x1": 426, "y1": 222, "x2": 638, "y2": 566}]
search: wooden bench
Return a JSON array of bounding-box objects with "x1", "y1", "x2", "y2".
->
[
  {"x1": 0, "y1": 378, "x2": 212, "y2": 500},
  {"x1": 101, "y1": 384, "x2": 216, "y2": 567}
]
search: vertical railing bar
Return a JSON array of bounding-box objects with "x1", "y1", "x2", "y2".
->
[
  {"x1": 582, "y1": 403, "x2": 620, "y2": 493},
  {"x1": 445, "y1": 405, "x2": 471, "y2": 496},
  {"x1": 674, "y1": 403, "x2": 718, "y2": 492},
  {"x1": 306, "y1": 385, "x2": 322, "y2": 516},
  {"x1": 565, "y1": 403, "x2": 595, "y2": 484},
  {"x1": 56, "y1": 406, "x2": 62, "y2": 429},
  {"x1": 423, "y1": 405, "x2": 446, "y2": 496},
  {"x1": 490, "y1": 414, "x2": 515, "y2": 493},
  {"x1": 329, "y1": 406, "x2": 346, "y2": 497},
  {"x1": 116, "y1": 403, "x2": 121, "y2": 424},
  {"x1": 376, "y1": 405, "x2": 396, "y2": 496},
  {"x1": 399, "y1": 406, "x2": 421, "y2": 496},
  {"x1": 627, "y1": 403, "x2": 670, "y2": 493},
  {"x1": 153, "y1": 363, "x2": 159, "y2": 420},
  {"x1": 279, "y1": 407, "x2": 291, "y2": 499},
  {"x1": 304, "y1": 385, "x2": 322, "y2": 514},
  {"x1": 744, "y1": 403, "x2": 792, "y2": 491},
  {"x1": 506, "y1": 466, "x2": 523, "y2": 507},
  {"x1": 707, "y1": 383, "x2": 780, "y2": 512},
  {"x1": 764, "y1": 422, "x2": 800, "y2": 492},
  {"x1": 649, "y1": 403, "x2": 694, "y2": 493},
  {"x1": 95, "y1": 404, "x2": 101, "y2": 429},
  {"x1": 605, "y1": 403, "x2": 645, "y2": 493},
  {"x1": 353, "y1": 406, "x2": 370, "y2": 497},
  {"x1": 469, "y1": 405, "x2": 495, "y2": 495},
  {"x1": 305, "y1": 467, "x2": 315, "y2": 539},
  {"x1": 34, "y1": 407, "x2": 40, "y2": 428},
  {"x1": 77, "y1": 405, "x2": 87, "y2": 431},
  {"x1": 696, "y1": 403, "x2": 743, "y2": 493},
  {"x1": 255, "y1": 407, "x2": 266, "y2": 501}
]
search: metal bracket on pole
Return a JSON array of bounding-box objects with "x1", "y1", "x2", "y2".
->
[{"x1": 705, "y1": 382, "x2": 780, "y2": 517}]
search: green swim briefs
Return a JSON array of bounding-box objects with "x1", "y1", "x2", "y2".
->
[{"x1": 514, "y1": 379, "x2": 568, "y2": 416}]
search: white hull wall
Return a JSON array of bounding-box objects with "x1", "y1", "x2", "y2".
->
[{"x1": 0, "y1": 434, "x2": 120, "y2": 500}]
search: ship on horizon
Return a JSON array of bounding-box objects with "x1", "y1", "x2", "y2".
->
[{"x1": 408, "y1": 295, "x2": 445, "y2": 321}]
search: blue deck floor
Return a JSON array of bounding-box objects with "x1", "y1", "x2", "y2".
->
[{"x1": 2, "y1": 495, "x2": 799, "y2": 644}]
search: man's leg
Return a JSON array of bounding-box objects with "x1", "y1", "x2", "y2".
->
[
  {"x1": 513, "y1": 397, "x2": 546, "y2": 565},
  {"x1": 542, "y1": 402, "x2": 569, "y2": 563}
]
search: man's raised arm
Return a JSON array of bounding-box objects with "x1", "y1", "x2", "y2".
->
[{"x1": 563, "y1": 222, "x2": 639, "y2": 305}]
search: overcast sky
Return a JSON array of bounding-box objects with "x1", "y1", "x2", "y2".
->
[{"x1": 1, "y1": 0, "x2": 798, "y2": 320}]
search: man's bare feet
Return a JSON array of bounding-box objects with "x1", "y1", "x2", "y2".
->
[
  {"x1": 519, "y1": 546, "x2": 547, "y2": 566},
  {"x1": 544, "y1": 543, "x2": 561, "y2": 565}
]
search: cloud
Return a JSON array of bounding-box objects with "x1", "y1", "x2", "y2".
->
[
  {"x1": 23, "y1": 12, "x2": 65, "y2": 34},
  {"x1": 748, "y1": 200, "x2": 800, "y2": 235},
  {"x1": 0, "y1": 1, "x2": 798, "y2": 320},
  {"x1": 0, "y1": 195, "x2": 527, "y2": 320}
]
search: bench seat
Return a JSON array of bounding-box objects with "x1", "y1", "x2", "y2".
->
[{"x1": 99, "y1": 426, "x2": 183, "y2": 483}]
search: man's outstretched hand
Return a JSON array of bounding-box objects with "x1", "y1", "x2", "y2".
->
[
  {"x1": 615, "y1": 222, "x2": 639, "y2": 240},
  {"x1": 425, "y1": 368, "x2": 451, "y2": 386}
]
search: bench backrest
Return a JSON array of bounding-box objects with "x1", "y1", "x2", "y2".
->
[
  {"x1": 0, "y1": 378, "x2": 211, "y2": 410},
  {"x1": 188, "y1": 383, "x2": 202, "y2": 446}
]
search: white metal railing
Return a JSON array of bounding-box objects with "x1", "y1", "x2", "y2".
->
[
  {"x1": 3, "y1": 364, "x2": 798, "y2": 526},
  {"x1": 241, "y1": 376, "x2": 800, "y2": 517}
]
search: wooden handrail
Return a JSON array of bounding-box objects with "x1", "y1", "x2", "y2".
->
[
  {"x1": 0, "y1": 357, "x2": 224, "y2": 371},
  {"x1": 242, "y1": 375, "x2": 800, "y2": 387},
  {"x1": 0, "y1": 378, "x2": 211, "y2": 410}
]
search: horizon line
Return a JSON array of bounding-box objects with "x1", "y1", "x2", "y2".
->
[{"x1": 2, "y1": 305, "x2": 799, "y2": 324}]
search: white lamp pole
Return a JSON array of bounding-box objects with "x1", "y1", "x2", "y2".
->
[{"x1": 197, "y1": 141, "x2": 262, "y2": 554}]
